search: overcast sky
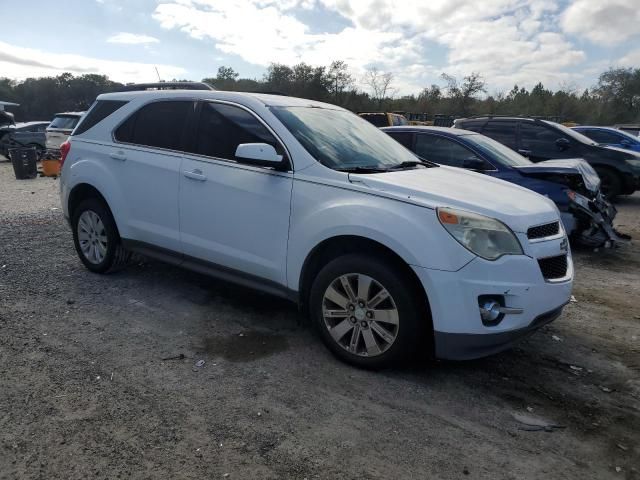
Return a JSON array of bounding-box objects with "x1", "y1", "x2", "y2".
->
[{"x1": 1, "y1": 0, "x2": 638, "y2": 95}]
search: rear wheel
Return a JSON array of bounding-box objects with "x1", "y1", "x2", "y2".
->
[
  {"x1": 309, "y1": 254, "x2": 427, "y2": 369},
  {"x1": 71, "y1": 198, "x2": 130, "y2": 273},
  {"x1": 595, "y1": 167, "x2": 622, "y2": 200}
]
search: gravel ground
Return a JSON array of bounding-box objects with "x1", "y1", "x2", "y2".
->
[{"x1": 0, "y1": 159, "x2": 639, "y2": 479}]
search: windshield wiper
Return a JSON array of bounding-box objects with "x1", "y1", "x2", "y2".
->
[
  {"x1": 388, "y1": 160, "x2": 431, "y2": 170},
  {"x1": 337, "y1": 165, "x2": 389, "y2": 173}
]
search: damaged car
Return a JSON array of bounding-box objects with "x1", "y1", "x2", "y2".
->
[{"x1": 382, "y1": 126, "x2": 629, "y2": 247}]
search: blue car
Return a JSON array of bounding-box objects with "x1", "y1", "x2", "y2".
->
[
  {"x1": 572, "y1": 126, "x2": 640, "y2": 153},
  {"x1": 382, "y1": 126, "x2": 628, "y2": 247}
]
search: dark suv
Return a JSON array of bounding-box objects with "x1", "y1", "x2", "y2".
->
[{"x1": 453, "y1": 116, "x2": 640, "y2": 198}]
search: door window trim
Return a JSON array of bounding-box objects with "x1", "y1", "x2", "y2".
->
[{"x1": 183, "y1": 99, "x2": 293, "y2": 172}]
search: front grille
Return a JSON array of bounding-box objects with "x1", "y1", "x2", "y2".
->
[
  {"x1": 527, "y1": 221, "x2": 560, "y2": 240},
  {"x1": 538, "y1": 255, "x2": 568, "y2": 280}
]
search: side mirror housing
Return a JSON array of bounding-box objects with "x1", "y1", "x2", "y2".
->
[
  {"x1": 235, "y1": 143, "x2": 284, "y2": 168},
  {"x1": 555, "y1": 137, "x2": 571, "y2": 151},
  {"x1": 462, "y1": 157, "x2": 488, "y2": 170},
  {"x1": 620, "y1": 139, "x2": 631, "y2": 147}
]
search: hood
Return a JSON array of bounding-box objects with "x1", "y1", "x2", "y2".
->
[
  {"x1": 351, "y1": 166, "x2": 559, "y2": 233},
  {"x1": 513, "y1": 158, "x2": 601, "y2": 194}
]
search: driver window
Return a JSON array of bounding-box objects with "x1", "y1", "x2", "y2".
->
[
  {"x1": 415, "y1": 134, "x2": 478, "y2": 168},
  {"x1": 520, "y1": 123, "x2": 565, "y2": 152},
  {"x1": 190, "y1": 102, "x2": 284, "y2": 162}
]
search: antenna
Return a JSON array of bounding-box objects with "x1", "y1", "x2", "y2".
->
[{"x1": 154, "y1": 66, "x2": 162, "y2": 82}]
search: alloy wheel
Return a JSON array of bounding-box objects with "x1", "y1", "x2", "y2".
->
[
  {"x1": 77, "y1": 210, "x2": 108, "y2": 264},
  {"x1": 322, "y1": 273, "x2": 399, "y2": 357}
]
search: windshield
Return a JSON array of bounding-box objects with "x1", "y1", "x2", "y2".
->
[
  {"x1": 49, "y1": 115, "x2": 81, "y2": 130},
  {"x1": 464, "y1": 133, "x2": 532, "y2": 167},
  {"x1": 271, "y1": 107, "x2": 420, "y2": 170},
  {"x1": 543, "y1": 120, "x2": 597, "y2": 145}
]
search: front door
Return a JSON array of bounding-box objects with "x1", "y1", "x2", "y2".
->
[{"x1": 179, "y1": 101, "x2": 293, "y2": 286}]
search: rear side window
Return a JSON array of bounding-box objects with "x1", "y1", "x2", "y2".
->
[
  {"x1": 188, "y1": 102, "x2": 283, "y2": 162},
  {"x1": 49, "y1": 115, "x2": 81, "y2": 130},
  {"x1": 115, "y1": 101, "x2": 192, "y2": 150},
  {"x1": 481, "y1": 121, "x2": 518, "y2": 148},
  {"x1": 74, "y1": 100, "x2": 128, "y2": 135}
]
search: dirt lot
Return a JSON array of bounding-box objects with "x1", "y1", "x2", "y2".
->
[{"x1": 0, "y1": 159, "x2": 638, "y2": 479}]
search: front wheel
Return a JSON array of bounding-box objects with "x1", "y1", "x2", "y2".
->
[
  {"x1": 309, "y1": 254, "x2": 427, "y2": 369},
  {"x1": 71, "y1": 198, "x2": 130, "y2": 273}
]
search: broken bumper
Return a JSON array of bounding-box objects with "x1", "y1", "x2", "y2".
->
[{"x1": 570, "y1": 192, "x2": 630, "y2": 247}]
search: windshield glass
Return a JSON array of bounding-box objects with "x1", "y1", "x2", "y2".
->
[
  {"x1": 543, "y1": 120, "x2": 597, "y2": 145},
  {"x1": 464, "y1": 133, "x2": 532, "y2": 166},
  {"x1": 613, "y1": 128, "x2": 640, "y2": 142},
  {"x1": 271, "y1": 107, "x2": 420, "y2": 170}
]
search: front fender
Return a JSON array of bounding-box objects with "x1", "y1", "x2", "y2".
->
[{"x1": 286, "y1": 180, "x2": 475, "y2": 291}]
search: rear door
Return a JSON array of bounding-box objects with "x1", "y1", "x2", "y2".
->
[
  {"x1": 179, "y1": 101, "x2": 293, "y2": 285},
  {"x1": 110, "y1": 100, "x2": 194, "y2": 252}
]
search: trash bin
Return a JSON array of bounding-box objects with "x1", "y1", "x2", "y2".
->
[{"x1": 8, "y1": 147, "x2": 38, "y2": 180}]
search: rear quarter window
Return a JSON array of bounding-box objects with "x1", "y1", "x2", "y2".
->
[{"x1": 73, "y1": 100, "x2": 128, "y2": 135}]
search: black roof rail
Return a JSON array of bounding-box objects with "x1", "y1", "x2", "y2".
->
[{"x1": 116, "y1": 82, "x2": 215, "y2": 92}]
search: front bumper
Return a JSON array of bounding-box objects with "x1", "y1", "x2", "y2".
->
[
  {"x1": 570, "y1": 192, "x2": 630, "y2": 247},
  {"x1": 413, "y1": 233, "x2": 573, "y2": 360},
  {"x1": 434, "y1": 305, "x2": 564, "y2": 360}
]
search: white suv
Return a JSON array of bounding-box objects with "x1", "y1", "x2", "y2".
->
[
  {"x1": 59, "y1": 87, "x2": 573, "y2": 368},
  {"x1": 46, "y1": 112, "x2": 84, "y2": 155}
]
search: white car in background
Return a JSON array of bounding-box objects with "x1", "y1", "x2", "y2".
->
[
  {"x1": 46, "y1": 111, "x2": 84, "y2": 156},
  {"x1": 58, "y1": 84, "x2": 573, "y2": 368}
]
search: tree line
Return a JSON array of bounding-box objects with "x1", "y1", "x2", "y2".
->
[{"x1": 1, "y1": 63, "x2": 639, "y2": 125}]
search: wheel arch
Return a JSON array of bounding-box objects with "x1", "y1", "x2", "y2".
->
[
  {"x1": 298, "y1": 235, "x2": 433, "y2": 330},
  {"x1": 67, "y1": 183, "x2": 122, "y2": 237}
]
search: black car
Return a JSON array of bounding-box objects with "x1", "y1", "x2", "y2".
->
[
  {"x1": 0, "y1": 121, "x2": 49, "y2": 159},
  {"x1": 453, "y1": 116, "x2": 640, "y2": 198}
]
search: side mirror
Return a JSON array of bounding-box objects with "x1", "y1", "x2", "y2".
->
[
  {"x1": 235, "y1": 143, "x2": 283, "y2": 167},
  {"x1": 462, "y1": 156, "x2": 488, "y2": 170},
  {"x1": 620, "y1": 139, "x2": 631, "y2": 147},
  {"x1": 555, "y1": 137, "x2": 571, "y2": 151}
]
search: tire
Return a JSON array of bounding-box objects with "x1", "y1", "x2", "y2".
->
[
  {"x1": 595, "y1": 167, "x2": 622, "y2": 200},
  {"x1": 71, "y1": 198, "x2": 130, "y2": 273},
  {"x1": 309, "y1": 253, "x2": 427, "y2": 369}
]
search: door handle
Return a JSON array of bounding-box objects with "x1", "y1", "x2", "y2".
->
[
  {"x1": 109, "y1": 151, "x2": 127, "y2": 161},
  {"x1": 183, "y1": 169, "x2": 207, "y2": 181}
]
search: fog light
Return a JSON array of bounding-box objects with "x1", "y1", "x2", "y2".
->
[
  {"x1": 478, "y1": 295, "x2": 524, "y2": 326},
  {"x1": 480, "y1": 299, "x2": 502, "y2": 323}
]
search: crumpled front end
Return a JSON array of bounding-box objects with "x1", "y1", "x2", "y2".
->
[{"x1": 569, "y1": 191, "x2": 631, "y2": 247}]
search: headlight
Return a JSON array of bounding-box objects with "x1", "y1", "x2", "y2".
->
[
  {"x1": 437, "y1": 207, "x2": 523, "y2": 260},
  {"x1": 626, "y1": 159, "x2": 640, "y2": 168}
]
